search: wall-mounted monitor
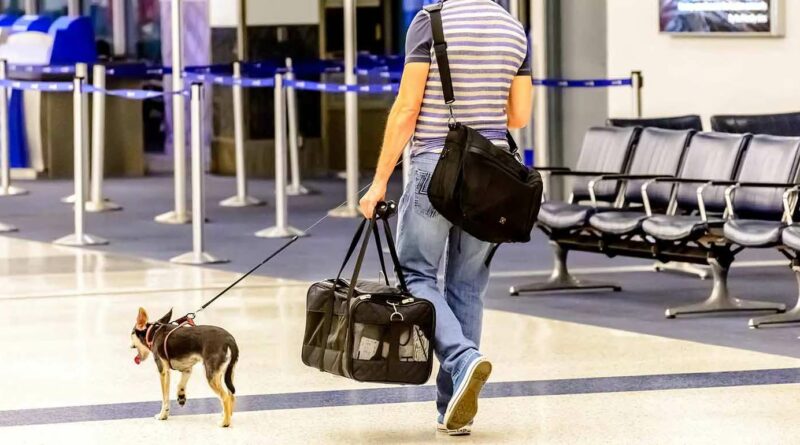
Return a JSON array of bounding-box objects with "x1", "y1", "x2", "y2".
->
[{"x1": 659, "y1": 0, "x2": 784, "y2": 36}]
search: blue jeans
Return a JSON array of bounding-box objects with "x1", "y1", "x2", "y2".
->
[{"x1": 396, "y1": 153, "x2": 493, "y2": 416}]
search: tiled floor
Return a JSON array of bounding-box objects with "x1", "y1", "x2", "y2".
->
[{"x1": 2, "y1": 237, "x2": 800, "y2": 444}]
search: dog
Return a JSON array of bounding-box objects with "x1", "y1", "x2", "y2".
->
[{"x1": 130, "y1": 308, "x2": 239, "y2": 427}]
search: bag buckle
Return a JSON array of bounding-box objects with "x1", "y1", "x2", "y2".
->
[{"x1": 388, "y1": 302, "x2": 404, "y2": 322}]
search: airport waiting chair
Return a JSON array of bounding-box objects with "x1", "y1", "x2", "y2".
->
[
  {"x1": 587, "y1": 128, "x2": 694, "y2": 239},
  {"x1": 711, "y1": 136, "x2": 800, "y2": 327},
  {"x1": 711, "y1": 112, "x2": 800, "y2": 137},
  {"x1": 511, "y1": 126, "x2": 640, "y2": 295},
  {"x1": 609, "y1": 115, "x2": 703, "y2": 132},
  {"x1": 641, "y1": 133, "x2": 793, "y2": 318}
]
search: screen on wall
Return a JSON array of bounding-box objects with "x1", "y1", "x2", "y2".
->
[{"x1": 659, "y1": 0, "x2": 784, "y2": 35}]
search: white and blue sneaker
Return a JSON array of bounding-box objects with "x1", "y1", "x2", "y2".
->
[
  {"x1": 436, "y1": 415, "x2": 472, "y2": 436},
  {"x1": 443, "y1": 353, "x2": 492, "y2": 431}
]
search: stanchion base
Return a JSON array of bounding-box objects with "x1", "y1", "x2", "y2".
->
[
  {"x1": 53, "y1": 233, "x2": 109, "y2": 247},
  {"x1": 286, "y1": 184, "x2": 317, "y2": 196},
  {"x1": 154, "y1": 210, "x2": 192, "y2": 225},
  {"x1": 0, "y1": 186, "x2": 28, "y2": 197},
  {"x1": 328, "y1": 206, "x2": 361, "y2": 218},
  {"x1": 220, "y1": 195, "x2": 265, "y2": 208},
  {"x1": 85, "y1": 200, "x2": 123, "y2": 213},
  {"x1": 170, "y1": 251, "x2": 229, "y2": 265},
  {"x1": 255, "y1": 226, "x2": 307, "y2": 239},
  {"x1": 0, "y1": 222, "x2": 18, "y2": 233}
]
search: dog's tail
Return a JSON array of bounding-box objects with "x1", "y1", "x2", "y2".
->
[{"x1": 224, "y1": 343, "x2": 239, "y2": 395}]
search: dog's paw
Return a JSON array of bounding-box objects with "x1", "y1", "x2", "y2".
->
[
  {"x1": 177, "y1": 394, "x2": 186, "y2": 406},
  {"x1": 219, "y1": 419, "x2": 231, "y2": 428},
  {"x1": 154, "y1": 411, "x2": 169, "y2": 421}
]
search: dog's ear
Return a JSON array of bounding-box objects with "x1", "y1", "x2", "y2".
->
[
  {"x1": 136, "y1": 308, "x2": 148, "y2": 330},
  {"x1": 157, "y1": 308, "x2": 173, "y2": 324}
]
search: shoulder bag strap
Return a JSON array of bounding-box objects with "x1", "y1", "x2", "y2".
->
[
  {"x1": 506, "y1": 131, "x2": 519, "y2": 155},
  {"x1": 424, "y1": 2, "x2": 455, "y2": 109}
]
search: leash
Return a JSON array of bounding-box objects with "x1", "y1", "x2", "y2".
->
[{"x1": 175, "y1": 159, "x2": 406, "y2": 324}]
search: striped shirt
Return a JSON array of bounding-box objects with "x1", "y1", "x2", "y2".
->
[{"x1": 405, "y1": 0, "x2": 531, "y2": 156}]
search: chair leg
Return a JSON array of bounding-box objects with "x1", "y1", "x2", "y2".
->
[
  {"x1": 749, "y1": 265, "x2": 800, "y2": 328},
  {"x1": 654, "y1": 261, "x2": 710, "y2": 280},
  {"x1": 665, "y1": 257, "x2": 786, "y2": 318},
  {"x1": 509, "y1": 242, "x2": 622, "y2": 296}
]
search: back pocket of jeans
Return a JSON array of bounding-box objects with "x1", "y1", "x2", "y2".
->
[{"x1": 413, "y1": 170, "x2": 438, "y2": 218}]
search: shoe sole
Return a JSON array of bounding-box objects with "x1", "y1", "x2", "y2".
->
[
  {"x1": 444, "y1": 359, "x2": 492, "y2": 430},
  {"x1": 436, "y1": 426, "x2": 471, "y2": 436}
]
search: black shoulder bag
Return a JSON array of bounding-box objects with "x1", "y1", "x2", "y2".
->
[{"x1": 424, "y1": 1, "x2": 543, "y2": 244}]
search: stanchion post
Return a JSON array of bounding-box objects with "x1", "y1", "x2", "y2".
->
[
  {"x1": 54, "y1": 64, "x2": 107, "y2": 247},
  {"x1": 156, "y1": 0, "x2": 191, "y2": 224},
  {"x1": 220, "y1": 60, "x2": 264, "y2": 207},
  {"x1": 87, "y1": 64, "x2": 121, "y2": 213},
  {"x1": 284, "y1": 57, "x2": 314, "y2": 196},
  {"x1": 171, "y1": 84, "x2": 228, "y2": 265},
  {"x1": 329, "y1": 0, "x2": 360, "y2": 218},
  {"x1": 631, "y1": 70, "x2": 643, "y2": 118},
  {"x1": 0, "y1": 60, "x2": 26, "y2": 197},
  {"x1": 255, "y1": 74, "x2": 306, "y2": 239}
]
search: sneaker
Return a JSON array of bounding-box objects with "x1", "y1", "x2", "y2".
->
[
  {"x1": 436, "y1": 415, "x2": 472, "y2": 436},
  {"x1": 443, "y1": 353, "x2": 492, "y2": 431}
]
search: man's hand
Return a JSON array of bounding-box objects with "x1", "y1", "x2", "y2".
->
[{"x1": 359, "y1": 183, "x2": 387, "y2": 219}]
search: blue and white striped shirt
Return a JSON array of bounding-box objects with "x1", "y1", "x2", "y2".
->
[{"x1": 405, "y1": 0, "x2": 531, "y2": 156}]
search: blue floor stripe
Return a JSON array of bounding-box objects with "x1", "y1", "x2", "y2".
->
[{"x1": 2, "y1": 368, "x2": 799, "y2": 428}]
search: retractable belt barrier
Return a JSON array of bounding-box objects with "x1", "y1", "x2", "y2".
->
[{"x1": 0, "y1": 58, "x2": 642, "y2": 251}]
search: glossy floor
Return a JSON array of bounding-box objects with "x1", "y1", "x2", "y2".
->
[{"x1": 2, "y1": 237, "x2": 800, "y2": 444}]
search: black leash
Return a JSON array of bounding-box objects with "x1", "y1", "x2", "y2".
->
[{"x1": 181, "y1": 235, "x2": 302, "y2": 322}]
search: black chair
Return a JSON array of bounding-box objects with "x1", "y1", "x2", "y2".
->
[
  {"x1": 588, "y1": 128, "x2": 694, "y2": 238},
  {"x1": 641, "y1": 133, "x2": 791, "y2": 318},
  {"x1": 609, "y1": 115, "x2": 703, "y2": 132},
  {"x1": 511, "y1": 126, "x2": 640, "y2": 295},
  {"x1": 711, "y1": 112, "x2": 800, "y2": 137}
]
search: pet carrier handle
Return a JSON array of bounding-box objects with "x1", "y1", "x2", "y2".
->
[
  {"x1": 344, "y1": 217, "x2": 380, "y2": 304},
  {"x1": 334, "y1": 201, "x2": 398, "y2": 290},
  {"x1": 380, "y1": 218, "x2": 410, "y2": 294}
]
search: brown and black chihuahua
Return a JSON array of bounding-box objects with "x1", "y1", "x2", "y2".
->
[{"x1": 131, "y1": 308, "x2": 239, "y2": 427}]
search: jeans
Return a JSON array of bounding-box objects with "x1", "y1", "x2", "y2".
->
[{"x1": 395, "y1": 153, "x2": 493, "y2": 416}]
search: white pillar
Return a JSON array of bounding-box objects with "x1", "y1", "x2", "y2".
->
[
  {"x1": 255, "y1": 74, "x2": 306, "y2": 239},
  {"x1": 24, "y1": 0, "x2": 36, "y2": 14},
  {"x1": 156, "y1": 0, "x2": 190, "y2": 224},
  {"x1": 54, "y1": 64, "x2": 108, "y2": 247},
  {"x1": 532, "y1": 0, "x2": 550, "y2": 191},
  {"x1": 67, "y1": 0, "x2": 80, "y2": 16},
  {"x1": 329, "y1": 0, "x2": 360, "y2": 218},
  {"x1": 87, "y1": 64, "x2": 121, "y2": 212},
  {"x1": 112, "y1": 0, "x2": 127, "y2": 57},
  {"x1": 220, "y1": 61, "x2": 263, "y2": 207},
  {"x1": 171, "y1": 84, "x2": 228, "y2": 265},
  {"x1": 0, "y1": 60, "x2": 26, "y2": 197}
]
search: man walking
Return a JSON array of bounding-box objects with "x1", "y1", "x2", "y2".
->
[{"x1": 360, "y1": 0, "x2": 533, "y2": 435}]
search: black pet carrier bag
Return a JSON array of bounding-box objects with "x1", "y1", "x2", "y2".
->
[{"x1": 301, "y1": 202, "x2": 436, "y2": 385}]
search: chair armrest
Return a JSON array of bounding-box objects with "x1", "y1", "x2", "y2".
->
[
  {"x1": 724, "y1": 182, "x2": 800, "y2": 219},
  {"x1": 587, "y1": 174, "x2": 673, "y2": 207},
  {"x1": 536, "y1": 166, "x2": 571, "y2": 172},
  {"x1": 654, "y1": 178, "x2": 716, "y2": 185},
  {"x1": 550, "y1": 170, "x2": 618, "y2": 178}
]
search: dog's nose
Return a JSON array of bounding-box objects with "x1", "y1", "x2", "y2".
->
[{"x1": 130, "y1": 345, "x2": 136, "y2": 349}]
